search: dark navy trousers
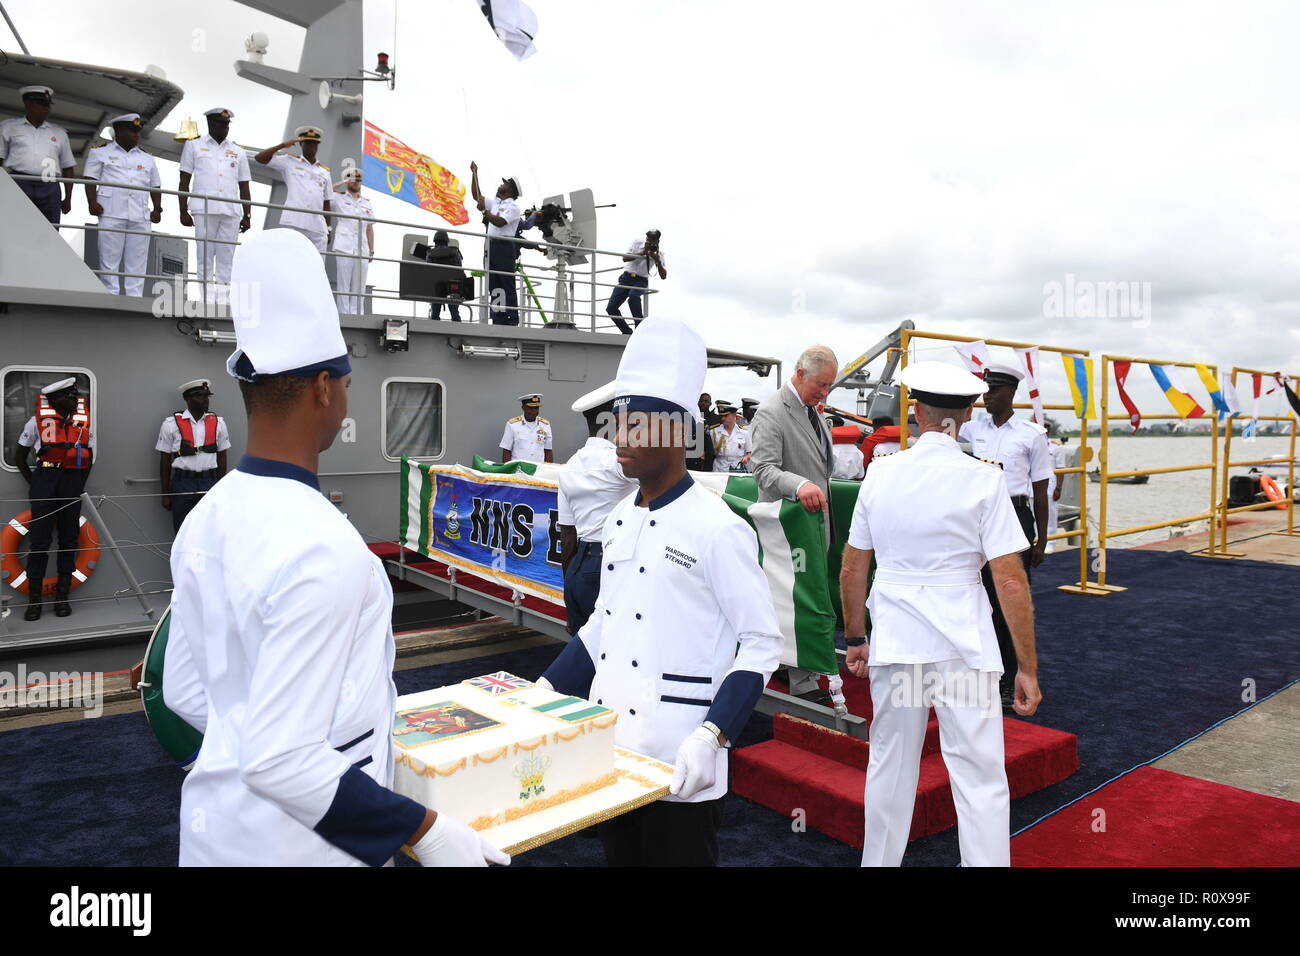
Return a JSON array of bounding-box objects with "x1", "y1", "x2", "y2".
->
[
  {"x1": 563, "y1": 540, "x2": 603, "y2": 637},
  {"x1": 170, "y1": 469, "x2": 218, "y2": 533},
  {"x1": 26, "y1": 466, "x2": 88, "y2": 586}
]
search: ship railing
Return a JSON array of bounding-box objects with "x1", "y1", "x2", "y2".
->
[{"x1": 8, "y1": 173, "x2": 658, "y2": 333}]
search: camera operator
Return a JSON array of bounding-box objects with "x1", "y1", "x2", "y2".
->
[
  {"x1": 425, "y1": 230, "x2": 467, "y2": 321},
  {"x1": 606, "y1": 229, "x2": 667, "y2": 334}
]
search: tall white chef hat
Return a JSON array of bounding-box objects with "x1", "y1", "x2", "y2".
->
[
  {"x1": 898, "y1": 360, "x2": 988, "y2": 409},
  {"x1": 611, "y1": 318, "x2": 706, "y2": 423},
  {"x1": 225, "y1": 229, "x2": 350, "y2": 382}
]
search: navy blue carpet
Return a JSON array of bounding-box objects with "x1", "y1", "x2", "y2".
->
[{"x1": 0, "y1": 548, "x2": 1294, "y2": 867}]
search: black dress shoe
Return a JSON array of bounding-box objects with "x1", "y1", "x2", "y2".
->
[{"x1": 24, "y1": 600, "x2": 42, "y2": 622}]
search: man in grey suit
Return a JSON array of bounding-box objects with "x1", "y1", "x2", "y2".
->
[{"x1": 750, "y1": 344, "x2": 839, "y2": 702}]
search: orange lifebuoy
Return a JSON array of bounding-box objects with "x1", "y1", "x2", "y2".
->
[
  {"x1": 1, "y1": 510, "x2": 101, "y2": 596},
  {"x1": 1259, "y1": 475, "x2": 1286, "y2": 510}
]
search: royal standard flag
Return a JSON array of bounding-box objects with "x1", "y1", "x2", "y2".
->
[
  {"x1": 1194, "y1": 364, "x2": 1231, "y2": 418},
  {"x1": 1149, "y1": 364, "x2": 1204, "y2": 418},
  {"x1": 363, "y1": 121, "x2": 469, "y2": 225},
  {"x1": 1061, "y1": 355, "x2": 1095, "y2": 420}
]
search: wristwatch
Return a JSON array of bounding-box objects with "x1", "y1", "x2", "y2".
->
[
  {"x1": 702, "y1": 720, "x2": 727, "y2": 747},
  {"x1": 845, "y1": 635, "x2": 868, "y2": 647}
]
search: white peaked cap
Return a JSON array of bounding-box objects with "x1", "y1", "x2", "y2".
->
[
  {"x1": 572, "y1": 380, "x2": 616, "y2": 413},
  {"x1": 226, "y1": 229, "x2": 350, "y2": 381},
  {"x1": 612, "y1": 318, "x2": 706, "y2": 423},
  {"x1": 983, "y1": 361, "x2": 1025, "y2": 382},
  {"x1": 41, "y1": 377, "x2": 77, "y2": 395},
  {"x1": 898, "y1": 361, "x2": 988, "y2": 406}
]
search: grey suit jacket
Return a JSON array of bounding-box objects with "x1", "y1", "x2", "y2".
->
[{"x1": 750, "y1": 384, "x2": 833, "y2": 504}]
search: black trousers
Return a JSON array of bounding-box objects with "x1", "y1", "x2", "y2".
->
[
  {"x1": 17, "y1": 179, "x2": 62, "y2": 225},
  {"x1": 486, "y1": 239, "x2": 519, "y2": 325},
  {"x1": 26, "y1": 466, "x2": 88, "y2": 587},
  {"x1": 562, "y1": 541, "x2": 602, "y2": 636},
  {"x1": 982, "y1": 496, "x2": 1036, "y2": 680},
  {"x1": 169, "y1": 469, "x2": 218, "y2": 533},
  {"x1": 606, "y1": 272, "x2": 648, "y2": 334},
  {"x1": 597, "y1": 797, "x2": 726, "y2": 867}
]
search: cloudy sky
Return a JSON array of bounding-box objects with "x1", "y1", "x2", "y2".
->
[{"x1": 8, "y1": 0, "x2": 1300, "y2": 420}]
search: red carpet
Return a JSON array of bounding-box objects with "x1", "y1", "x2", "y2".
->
[
  {"x1": 1011, "y1": 766, "x2": 1300, "y2": 866},
  {"x1": 732, "y1": 671, "x2": 1079, "y2": 848}
]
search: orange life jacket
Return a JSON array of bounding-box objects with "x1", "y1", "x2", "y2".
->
[
  {"x1": 174, "y1": 412, "x2": 220, "y2": 457},
  {"x1": 35, "y1": 393, "x2": 92, "y2": 469}
]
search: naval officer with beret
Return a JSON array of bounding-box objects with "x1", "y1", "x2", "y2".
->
[
  {"x1": 254, "y1": 126, "x2": 333, "y2": 252},
  {"x1": 163, "y1": 229, "x2": 507, "y2": 867},
  {"x1": 839, "y1": 361, "x2": 1043, "y2": 867},
  {"x1": 499, "y1": 394, "x2": 553, "y2": 463},
  {"x1": 84, "y1": 113, "x2": 163, "y2": 296},
  {"x1": 0, "y1": 86, "x2": 75, "y2": 225},
  {"x1": 540, "y1": 318, "x2": 784, "y2": 866},
  {"x1": 959, "y1": 361, "x2": 1052, "y2": 707},
  {"x1": 156, "y1": 379, "x2": 231, "y2": 533}
]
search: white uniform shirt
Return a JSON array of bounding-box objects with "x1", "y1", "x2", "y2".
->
[
  {"x1": 710, "y1": 422, "x2": 752, "y2": 472},
  {"x1": 499, "y1": 415, "x2": 551, "y2": 462},
  {"x1": 576, "y1": 477, "x2": 783, "y2": 801},
  {"x1": 16, "y1": 415, "x2": 96, "y2": 453},
  {"x1": 832, "y1": 443, "x2": 865, "y2": 480},
  {"x1": 0, "y1": 116, "x2": 73, "y2": 174},
  {"x1": 484, "y1": 196, "x2": 521, "y2": 238},
  {"x1": 164, "y1": 458, "x2": 424, "y2": 866},
  {"x1": 623, "y1": 238, "x2": 666, "y2": 278},
  {"x1": 83, "y1": 140, "x2": 161, "y2": 221},
  {"x1": 179, "y1": 134, "x2": 252, "y2": 218},
  {"x1": 959, "y1": 411, "x2": 1053, "y2": 497},
  {"x1": 330, "y1": 191, "x2": 374, "y2": 256},
  {"x1": 557, "y1": 437, "x2": 638, "y2": 543},
  {"x1": 155, "y1": 410, "x2": 232, "y2": 472},
  {"x1": 847, "y1": 431, "x2": 1029, "y2": 672},
  {"x1": 266, "y1": 154, "x2": 331, "y2": 236}
]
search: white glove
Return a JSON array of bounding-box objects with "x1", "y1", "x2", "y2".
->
[
  {"x1": 412, "y1": 813, "x2": 511, "y2": 867},
  {"x1": 670, "y1": 725, "x2": 722, "y2": 800},
  {"x1": 535, "y1": 675, "x2": 555, "y2": 692}
]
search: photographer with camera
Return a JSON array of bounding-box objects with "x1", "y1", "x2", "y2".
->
[
  {"x1": 606, "y1": 229, "x2": 668, "y2": 334},
  {"x1": 425, "y1": 230, "x2": 467, "y2": 321}
]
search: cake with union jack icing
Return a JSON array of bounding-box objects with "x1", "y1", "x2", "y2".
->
[{"x1": 391, "y1": 672, "x2": 620, "y2": 830}]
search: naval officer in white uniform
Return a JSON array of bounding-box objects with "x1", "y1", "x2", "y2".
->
[
  {"x1": 839, "y1": 361, "x2": 1043, "y2": 867},
  {"x1": 254, "y1": 126, "x2": 333, "y2": 252},
  {"x1": 540, "y1": 318, "x2": 784, "y2": 866},
  {"x1": 83, "y1": 113, "x2": 163, "y2": 296},
  {"x1": 163, "y1": 229, "x2": 507, "y2": 867},
  {"x1": 499, "y1": 393, "x2": 553, "y2": 463},
  {"x1": 178, "y1": 108, "x2": 252, "y2": 303}
]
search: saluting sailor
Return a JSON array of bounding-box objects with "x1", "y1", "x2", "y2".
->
[
  {"x1": 84, "y1": 113, "x2": 163, "y2": 296},
  {"x1": 839, "y1": 361, "x2": 1043, "y2": 867},
  {"x1": 499, "y1": 394, "x2": 553, "y2": 463},
  {"x1": 12, "y1": 378, "x2": 93, "y2": 621},
  {"x1": 156, "y1": 379, "x2": 231, "y2": 533},
  {"x1": 178, "y1": 108, "x2": 252, "y2": 303},
  {"x1": 540, "y1": 318, "x2": 783, "y2": 867},
  {"x1": 709, "y1": 400, "x2": 753, "y2": 472},
  {"x1": 958, "y1": 362, "x2": 1051, "y2": 709},
  {"x1": 556, "y1": 383, "x2": 638, "y2": 636},
  {"x1": 162, "y1": 229, "x2": 507, "y2": 867},
  {"x1": 254, "y1": 126, "x2": 332, "y2": 252},
  {"x1": 0, "y1": 86, "x2": 74, "y2": 225}
]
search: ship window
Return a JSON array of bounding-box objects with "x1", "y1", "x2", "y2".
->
[
  {"x1": 2, "y1": 368, "x2": 96, "y2": 470},
  {"x1": 382, "y1": 378, "x2": 444, "y2": 461}
]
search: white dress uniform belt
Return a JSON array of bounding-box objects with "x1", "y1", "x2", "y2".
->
[{"x1": 873, "y1": 566, "x2": 982, "y2": 588}]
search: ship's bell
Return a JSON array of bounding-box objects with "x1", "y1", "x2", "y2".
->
[{"x1": 174, "y1": 117, "x2": 200, "y2": 142}]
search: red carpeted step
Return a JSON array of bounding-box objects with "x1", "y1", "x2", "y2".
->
[
  {"x1": 733, "y1": 715, "x2": 1079, "y2": 849},
  {"x1": 1011, "y1": 765, "x2": 1300, "y2": 866}
]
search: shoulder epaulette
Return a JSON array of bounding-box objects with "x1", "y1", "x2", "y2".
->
[
  {"x1": 508, "y1": 415, "x2": 522, "y2": 423},
  {"x1": 977, "y1": 457, "x2": 1004, "y2": 469},
  {"x1": 537, "y1": 417, "x2": 549, "y2": 424}
]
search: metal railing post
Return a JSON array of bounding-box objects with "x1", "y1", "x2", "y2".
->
[{"x1": 79, "y1": 493, "x2": 157, "y2": 621}]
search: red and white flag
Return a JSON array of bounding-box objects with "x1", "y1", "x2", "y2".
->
[
  {"x1": 952, "y1": 340, "x2": 992, "y2": 376},
  {"x1": 1113, "y1": 360, "x2": 1142, "y2": 432},
  {"x1": 1014, "y1": 346, "x2": 1045, "y2": 425}
]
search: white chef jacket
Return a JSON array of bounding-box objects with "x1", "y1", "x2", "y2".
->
[
  {"x1": 551, "y1": 476, "x2": 783, "y2": 802},
  {"x1": 17, "y1": 415, "x2": 96, "y2": 454},
  {"x1": 958, "y1": 411, "x2": 1052, "y2": 497},
  {"x1": 265, "y1": 154, "x2": 331, "y2": 237},
  {"x1": 556, "y1": 436, "x2": 637, "y2": 543},
  {"x1": 179, "y1": 134, "x2": 251, "y2": 218},
  {"x1": 832, "y1": 443, "x2": 865, "y2": 480},
  {"x1": 0, "y1": 116, "x2": 73, "y2": 174},
  {"x1": 710, "y1": 423, "x2": 752, "y2": 472},
  {"x1": 330, "y1": 191, "x2": 374, "y2": 257},
  {"x1": 156, "y1": 410, "x2": 232, "y2": 472},
  {"x1": 484, "y1": 196, "x2": 521, "y2": 238},
  {"x1": 500, "y1": 415, "x2": 551, "y2": 462},
  {"x1": 622, "y1": 238, "x2": 666, "y2": 278},
  {"x1": 847, "y1": 431, "x2": 1029, "y2": 672},
  {"x1": 83, "y1": 140, "x2": 161, "y2": 220},
  {"x1": 164, "y1": 456, "x2": 426, "y2": 866}
]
